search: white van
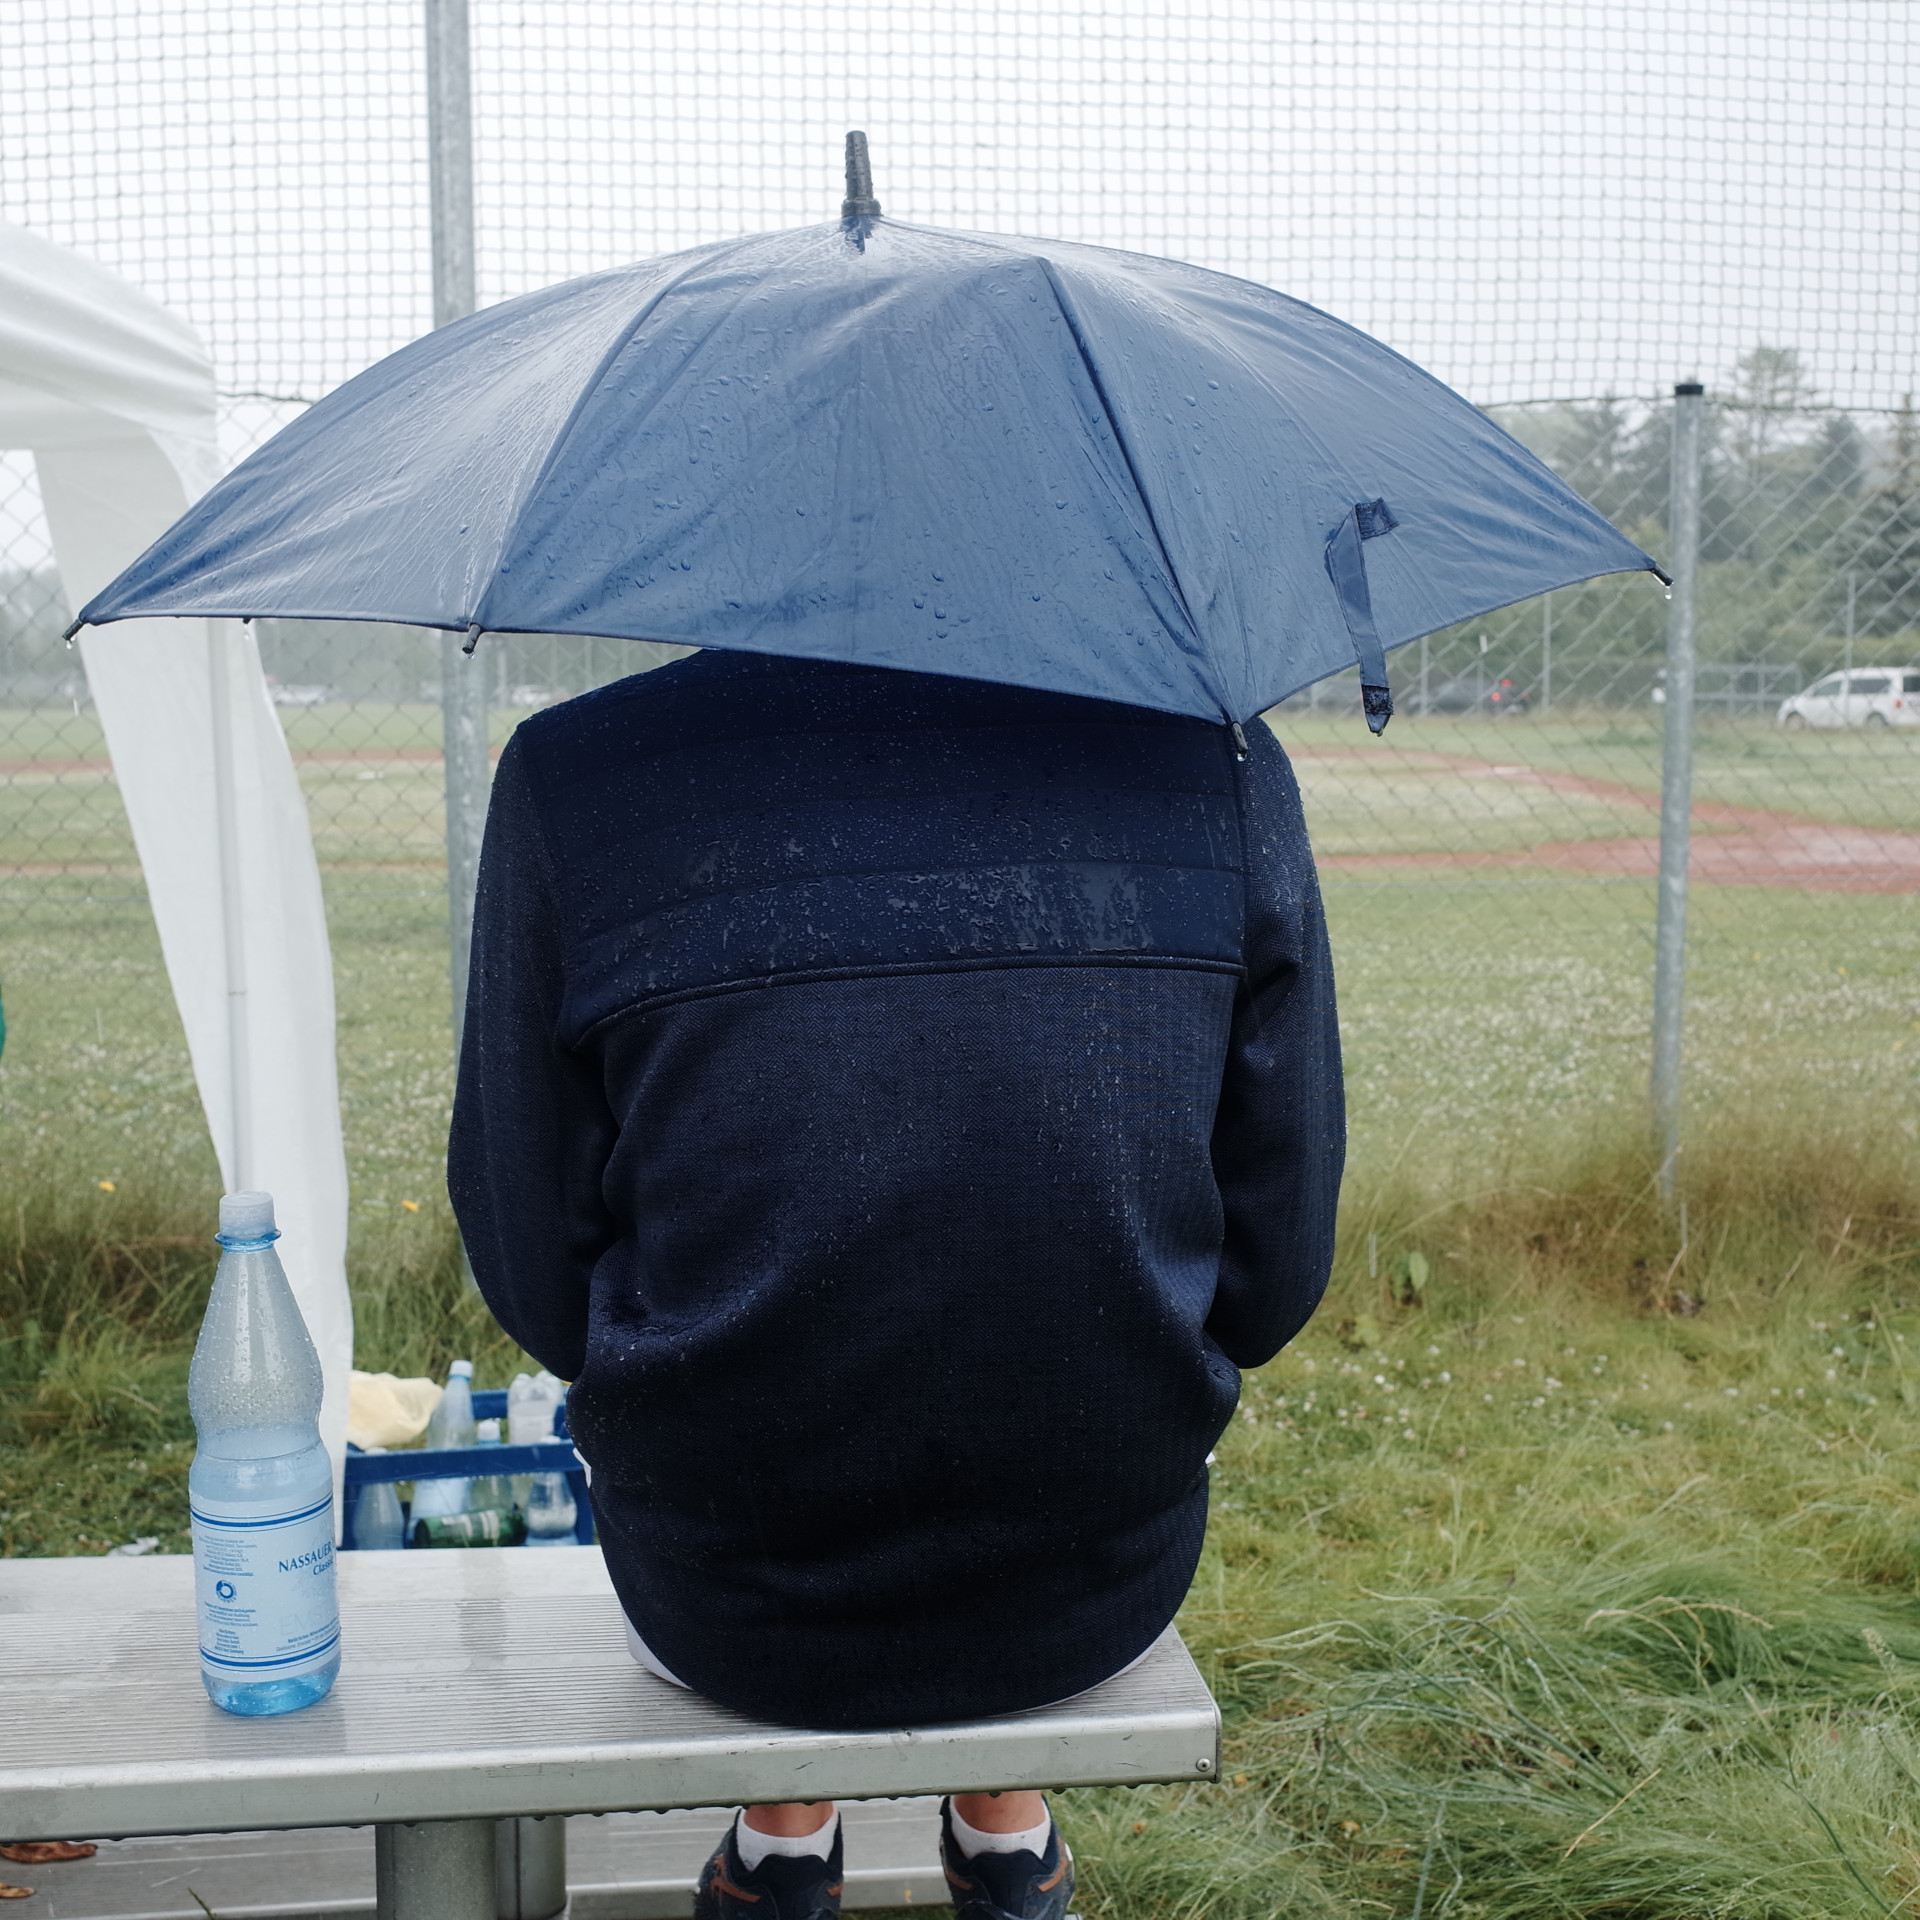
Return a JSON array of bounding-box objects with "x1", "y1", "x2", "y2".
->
[{"x1": 1776, "y1": 667, "x2": 1920, "y2": 729}]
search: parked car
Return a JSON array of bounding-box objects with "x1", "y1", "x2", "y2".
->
[
  {"x1": 1425, "y1": 675, "x2": 1529, "y2": 716},
  {"x1": 265, "y1": 682, "x2": 333, "y2": 706},
  {"x1": 1776, "y1": 667, "x2": 1920, "y2": 728}
]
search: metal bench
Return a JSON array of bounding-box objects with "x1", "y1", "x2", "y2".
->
[{"x1": 3, "y1": 1548, "x2": 1220, "y2": 1920}]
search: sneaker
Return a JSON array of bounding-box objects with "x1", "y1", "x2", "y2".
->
[
  {"x1": 938, "y1": 1799, "x2": 1074, "y2": 1920},
  {"x1": 692, "y1": 1817, "x2": 844, "y2": 1920}
]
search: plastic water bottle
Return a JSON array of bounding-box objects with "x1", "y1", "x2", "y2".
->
[
  {"x1": 352, "y1": 1453, "x2": 407, "y2": 1551},
  {"x1": 466, "y1": 1418, "x2": 513, "y2": 1514},
  {"x1": 524, "y1": 1473, "x2": 578, "y2": 1546},
  {"x1": 410, "y1": 1359, "x2": 476, "y2": 1521},
  {"x1": 507, "y1": 1370, "x2": 566, "y2": 1506},
  {"x1": 188, "y1": 1191, "x2": 340, "y2": 1716}
]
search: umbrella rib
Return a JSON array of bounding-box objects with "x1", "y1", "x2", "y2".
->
[
  {"x1": 467, "y1": 240, "x2": 768, "y2": 639},
  {"x1": 1030, "y1": 258, "x2": 1225, "y2": 716}
]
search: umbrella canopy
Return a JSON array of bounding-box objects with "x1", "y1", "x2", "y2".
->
[{"x1": 74, "y1": 159, "x2": 1657, "y2": 730}]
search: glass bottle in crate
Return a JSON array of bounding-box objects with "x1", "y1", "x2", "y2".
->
[{"x1": 524, "y1": 1473, "x2": 577, "y2": 1546}]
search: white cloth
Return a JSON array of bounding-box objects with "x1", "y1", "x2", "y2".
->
[
  {"x1": 623, "y1": 1612, "x2": 693, "y2": 1689},
  {"x1": 0, "y1": 222, "x2": 351, "y2": 1504}
]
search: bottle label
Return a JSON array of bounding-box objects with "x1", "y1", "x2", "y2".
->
[{"x1": 191, "y1": 1492, "x2": 340, "y2": 1677}]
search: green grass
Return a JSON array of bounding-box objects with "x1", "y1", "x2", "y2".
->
[
  {"x1": 1055, "y1": 1116, "x2": 1920, "y2": 1920},
  {"x1": 0, "y1": 885, "x2": 529, "y2": 1559},
  {"x1": 1326, "y1": 875, "x2": 1919, "y2": 1170}
]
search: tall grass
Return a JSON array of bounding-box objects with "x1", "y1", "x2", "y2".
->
[
  {"x1": 0, "y1": 1175, "x2": 525, "y2": 1556},
  {"x1": 1340, "y1": 1101, "x2": 1918, "y2": 1323},
  {"x1": 1055, "y1": 1110, "x2": 1920, "y2": 1920}
]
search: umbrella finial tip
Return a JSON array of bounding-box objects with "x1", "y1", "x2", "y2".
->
[{"x1": 842, "y1": 130, "x2": 881, "y2": 224}]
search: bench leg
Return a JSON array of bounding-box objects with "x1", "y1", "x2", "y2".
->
[
  {"x1": 376, "y1": 1818, "x2": 497, "y2": 1920},
  {"x1": 495, "y1": 1815, "x2": 568, "y2": 1920}
]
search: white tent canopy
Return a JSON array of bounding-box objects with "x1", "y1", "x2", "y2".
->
[{"x1": 0, "y1": 221, "x2": 351, "y2": 1494}]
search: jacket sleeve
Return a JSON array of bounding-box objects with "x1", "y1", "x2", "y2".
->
[
  {"x1": 1205, "y1": 721, "x2": 1345, "y2": 1368},
  {"x1": 446, "y1": 730, "x2": 619, "y2": 1381}
]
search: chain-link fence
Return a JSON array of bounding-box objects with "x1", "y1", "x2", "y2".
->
[{"x1": 2, "y1": 4, "x2": 1915, "y2": 1237}]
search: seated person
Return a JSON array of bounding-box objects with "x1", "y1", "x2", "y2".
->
[{"x1": 450, "y1": 650, "x2": 1343, "y2": 1920}]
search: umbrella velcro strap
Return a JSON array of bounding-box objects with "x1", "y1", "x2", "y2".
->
[{"x1": 1324, "y1": 501, "x2": 1397, "y2": 735}]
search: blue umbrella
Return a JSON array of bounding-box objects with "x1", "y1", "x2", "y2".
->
[{"x1": 73, "y1": 136, "x2": 1658, "y2": 734}]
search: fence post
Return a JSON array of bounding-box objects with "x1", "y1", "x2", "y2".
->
[
  {"x1": 1651, "y1": 382, "x2": 1703, "y2": 1200},
  {"x1": 425, "y1": 0, "x2": 487, "y2": 1043}
]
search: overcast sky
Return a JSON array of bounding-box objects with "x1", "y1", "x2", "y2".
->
[{"x1": 0, "y1": 0, "x2": 1912, "y2": 461}]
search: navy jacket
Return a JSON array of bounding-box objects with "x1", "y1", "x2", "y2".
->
[{"x1": 449, "y1": 651, "x2": 1343, "y2": 1729}]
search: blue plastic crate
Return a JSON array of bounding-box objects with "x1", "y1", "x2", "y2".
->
[{"x1": 341, "y1": 1389, "x2": 592, "y2": 1548}]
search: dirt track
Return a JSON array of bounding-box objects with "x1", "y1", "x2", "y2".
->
[{"x1": 1299, "y1": 750, "x2": 1920, "y2": 895}]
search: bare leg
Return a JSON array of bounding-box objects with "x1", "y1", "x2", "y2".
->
[
  {"x1": 740, "y1": 1801, "x2": 837, "y2": 1836},
  {"x1": 741, "y1": 1790, "x2": 1047, "y2": 1836},
  {"x1": 950, "y1": 1792, "x2": 1049, "y2": 1833}
]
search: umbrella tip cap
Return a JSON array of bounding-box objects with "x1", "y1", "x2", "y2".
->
[{"x1": 842, "y1": 130, "x2": 882, "y2": 223}]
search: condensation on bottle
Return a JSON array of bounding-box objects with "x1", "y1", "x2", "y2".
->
[
  {"x1": 352, "y1": 1451, "x2": 407, "y2": 1551},
  {"x1": 188, "y1": 1190, "x2": 340, "y2": 1715}
]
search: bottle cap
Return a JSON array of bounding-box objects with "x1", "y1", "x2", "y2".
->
[
  {"x1": 449, "y1": 1358, "x2": 474, "y2": 1379},
  {"x1": 217, "y1": 1190, "x2": 278, "y2": 1244},
  {"x1": 476, "y1": 1418, "x2": 501, "y2": 1442}
]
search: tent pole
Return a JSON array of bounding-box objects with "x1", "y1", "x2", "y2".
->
[
  {"x1": 1651, "y1": 382, "x2": 1703, "y2": 1204},
  {"x1": 207, "y1": 621, "x2": 253, "y2": 1191}
]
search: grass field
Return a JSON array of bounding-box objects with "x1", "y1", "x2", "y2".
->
[{"x1": 3, "y1": 700, "x2": 1918, "y2": 1916}]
